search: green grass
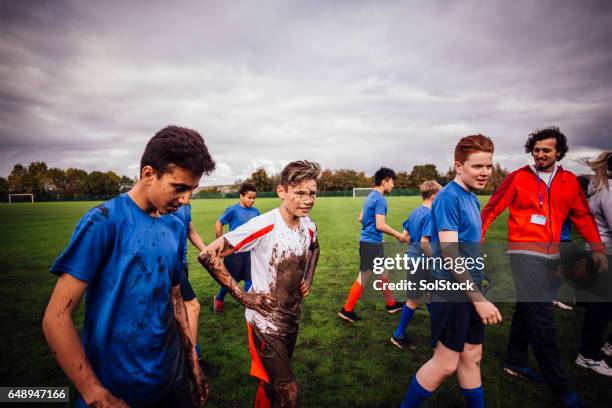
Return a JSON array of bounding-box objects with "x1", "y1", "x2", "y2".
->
[{"x1": 0, "y1": 197, "x2": 610, "y2": 407}]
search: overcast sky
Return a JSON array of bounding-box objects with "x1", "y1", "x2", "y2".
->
[{"x1": 1, "y1": 0, "x2": 611, "y2": 185}]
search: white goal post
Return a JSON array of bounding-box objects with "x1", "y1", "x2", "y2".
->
[
  {"x1": 8, "y1": 194, "x2": 34, "y2": 203},
  {"x1": 352, "y1": 187, "x2": 374, "y2": 198}
]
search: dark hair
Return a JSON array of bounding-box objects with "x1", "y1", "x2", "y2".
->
[
  {"x1": 374, "y1": 167, "x2": 397, "y2": 186},
  {"x1": 280, "y1": 160, "x2": 321, "y2": 188},
  {"x1": 239, "y1": 183, "x2": 257, "y2": 195},
  {"x1": 524, "y1": 126, "x2": 569, "y2": 161},
  {"x1": 140, "y1": 125, "x2": 216, "y2": 177}
]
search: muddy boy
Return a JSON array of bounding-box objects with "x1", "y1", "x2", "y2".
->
[{"x1": 198, "y1": 160, "x2": 321, "y2": 408}]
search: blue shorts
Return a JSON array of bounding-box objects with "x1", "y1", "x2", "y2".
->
[
  {"x1": 224, "y1": 252, "x2": 251, "y2": 282},
  {"x1": 429, "y1": 292, "x2": 484, "y2": 352},
  {"x1": 179, "y1": 265, "x2": 197, "y2": 301}
]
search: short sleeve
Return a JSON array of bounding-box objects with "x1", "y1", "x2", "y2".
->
[
  {"x1": 224, "y1": 215, "x2": 272, "y2": 252},
  {"x1": 173, "y1": 229, "x2": 187, "y2": 286},
  {"x1": 421, "y1": 213, "x2": 433, "y2": 238},
  {"x1": 433, "y1": 193, "x2": 460, "y2": 232},
  {"x1": 374, "y1": 196, "x2": 387, "y2": 215},
  {"x1": 49, "y1": 208, "x2": 114, "y2": 283},
  {"x1": 218, "y1": 206, "x2": 233, "y2": 225},
  {"x1": 402, "y1": 217, "x2": 410, "y2": 232}
]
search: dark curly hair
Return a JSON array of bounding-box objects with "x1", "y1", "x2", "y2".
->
[
  {"x1": 140, "y1": 125, "x2": 216, "y2": 177},
  {"x1": 239, "y1": 183, "x2": 257, "y2": 196},
  {"x1": 524, "y1": 126, "x2": 569, "y2": 162},
  {"x1": 374, "y1": 167, "x2": 397, "y2": 186}
]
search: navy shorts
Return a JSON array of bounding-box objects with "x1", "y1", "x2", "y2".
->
[
  {"x1": 359, "y1": 241, "x2": 384, "y2": 272},
  {"x1": 429, "y1": 292, "x2": 484, "y2": 352},
  {"x1": 179, "y1": 265, "x2": 197, "y2": 301},
  {"x1": 224, "y1": 252, "x2": 252, "y2": 282}
]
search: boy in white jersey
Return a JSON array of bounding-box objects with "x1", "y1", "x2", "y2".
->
[{"x1": 198, "y1": 160, "x2": 321, "y2": 408}]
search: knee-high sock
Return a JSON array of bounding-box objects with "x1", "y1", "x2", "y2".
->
[
  {"x1": 401, "y1": 376, "x2": 432, "y2": 408},
  {"x1": 254, "y1": 381, "x2": 272, "y2": 408},
  {"x1": 394, "y1": 304, "x2": 416, "y2": 338},
  {"x1": 343, "y1": 281, "x2": 363, "y2": 312},
  {"x1": 217, "y1": 285, "x2": 229, "y2": 301},
  {"x1": 381, "y1": 277, "x2": 396, "y2": 306},
  {"x1": 460, "y1": 385, "x2": 484, "y2": 408}
]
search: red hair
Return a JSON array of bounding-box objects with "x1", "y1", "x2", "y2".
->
[{"x1": 455, "y1": 134, "x2": 494, "y2": 163}]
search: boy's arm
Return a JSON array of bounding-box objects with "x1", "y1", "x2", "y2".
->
[
  {"x1": 358, "y1": 210, "x2": 363, "y2": 223},
  {"x1": 420, "y1": 236, "x2": 433, "y2": 257},
  {"x1": 187, "y1": 221, "x2": 206, "y2": 252},
  {"x1": 438, "y1": 230, "x2": 501, "y2": 325},
  {"x1": 198, "y1": 236, "x2": 275, "y2": 315},
  {"x1": 400, "y1": 229, "x2": 410, "y2": 242},
  {"x1": 172, "y1": 285, "x2": 207, "y2": 407},
  {"x1": 214, "y1": 220, "x2": 224, "y2": 238},
  {"x1": 42, "y1": 274, "x2": 127, "y2": 407},
  {"x1": 300, "y1": 239, "x2": 320, "y2": 297},
  {"x1": 375, "y1": 214, "x2": 406, "y2": 242}
]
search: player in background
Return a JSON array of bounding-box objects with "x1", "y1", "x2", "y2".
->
[
  {"x1": 481, "y1": 127, "x2": 607, "y2": 408},
  {"x1": 213, "y1": 183, "x2": 260, "y2": 314},
  {"x1": 390, "y1": 180, "x2": 441, "y2": 350},
  {"x1": 199, "y1": 160, "x2": 321, "y2": 408},
  {"x1": 42, "y1": 126, "x2": 214, "y2": 407},
  {"x1": 338, "y1": 167, "x2": 406, "y2": 323},
  {"x1": 401, "y1": 135, "x2": 502, "y2": 408}
]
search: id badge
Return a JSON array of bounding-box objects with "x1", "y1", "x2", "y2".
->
[{"x1": 530, "y1": 214, "x2": 546, "y2": 225}]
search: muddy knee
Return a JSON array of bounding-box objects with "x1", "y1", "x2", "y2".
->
[{"x1": 273, "y1": 381, "x2": 298, "y2": 408}]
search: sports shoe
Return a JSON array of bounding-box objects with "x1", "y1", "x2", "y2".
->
[
  {"x1": 502, "y1": 364, "x2": 545, "y2": 384},
  {"x1": 338, "y1": 308, "x2": 361, "y2": 322},
  {"x1": 575, "y1": 353, "x2": 612, "y2": 377},
  {"x1": 601, "y1": 342, "x2": 612, "y2": 357},
  {"x1": 386, "y1": 301, "x2": 404, "y2": 314},
  {"x1": 553, "y1": 300, "x2": 573, "y2": 310},
  {"x1": 213, "y1": 295, "x2": 224, "y2": 315},
  {"x1": 390, "y1": 335, "x2": 416, "y2": 350},
  {"x1": 559, "y1": 391, "x2": 588, "y2": 408}
]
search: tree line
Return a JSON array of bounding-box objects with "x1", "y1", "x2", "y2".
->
[
  {"x1": 237, "y1": 163, "x2": 510, "y2": 194},
  {"x1": 0, "y1": 162, "x2": 135, "y2": 201}
]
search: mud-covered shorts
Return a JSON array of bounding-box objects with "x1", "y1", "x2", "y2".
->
[
  {"x1": 359, "y1": 241, "x2": 384, "y2": 272},
  {"x1": 247, "y1": 323, "x2": 298, "y2": 385},
  {"x1": 179, "y1": 265, "x2": 197, "y2": 301}
]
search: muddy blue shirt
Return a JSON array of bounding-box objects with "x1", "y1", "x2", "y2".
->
[
  {"x1": 50, "y1": 194, "x2": 186, "y2": 407},
  {"x1": 219, "y1": 203, "x2": 260, "y2": 232},
  {"x1": 403, "y1": 205, "x2": 433, "y2": 257},
  {"x1": 173, "y1": 204, "x2": 192, "y2": 266},
  {"x1": 360, "y1": 190, "x2": 387, "y2": 243},
  {"x1": 430, "y1": 181, "x2": 483, "y2": 283}
]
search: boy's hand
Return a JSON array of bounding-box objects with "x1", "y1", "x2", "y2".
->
[
  {"x1": 84, "y1": 387, "x2": 128, "y2": 407},
  {"x1": 241, "y1": 292, "x2": 276, "y2": 315},
  {"x1": 299, "y1": 279, "x2": 311, "y2": 297},
  {"x1": 474, "y1": 300, "x2": 502, "y2": 325},
  {"x1": 191, "y1": 364, "x2": 209, "y2": 407}
]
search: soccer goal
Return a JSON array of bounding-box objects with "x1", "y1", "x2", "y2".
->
[
  {"x1": 8, "y1": 194, "x2": 34, "y2": 203},
  {"x1": 352, "y1": 188, "x2": 373, "y2": 198}
]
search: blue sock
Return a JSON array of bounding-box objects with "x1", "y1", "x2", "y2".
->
[
  {"x1": 460, "y1": 385, "x2": 484, "y2": 408},
  {"x1": 401, "y1": 376, "x2": 432, "y2": 408},
  {"x1": 426, "y1": 302, "x2": 431, "y2": 314},
  {"x1": 195, "y1": 344, "x2": 203, "y2": 360},
  {"x1": 217, "y1": 286, "x2": 228, "y2": 301},
  {"x1": 394, "y1": 304, "x2": 416, "y2": 339},
  {"x1": 244, "y1": 280, "x2": 252, "y2": 291}
]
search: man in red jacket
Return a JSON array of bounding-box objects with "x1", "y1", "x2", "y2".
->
[{"x1": 481, "y1": 127, "x2": 607, "y2": 408}]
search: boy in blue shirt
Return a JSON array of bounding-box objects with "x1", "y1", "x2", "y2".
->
[
  {"x1": 401, "y1": 135, "x2": 502, "y2": 408},
  {"x1": 338, "y1": 167, "x2": 406, "y2": 323},
  {"x1": 390, "y1": 180, "x2": 441, "y2": 350},
  {"x1": 42, "y1": 126, "x2": 215, "y2": 407},
  {"x1": 213, "y1": 183, "x2": 260, "y2": 314}
]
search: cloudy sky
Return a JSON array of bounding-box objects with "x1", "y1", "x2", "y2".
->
[{"x1": 1, "y1": 0, "x2": 611, "y2": 185}]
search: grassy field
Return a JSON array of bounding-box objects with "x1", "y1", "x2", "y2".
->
[{"x1": 0, "y1": 197, "x2": 610, "y2": 407}]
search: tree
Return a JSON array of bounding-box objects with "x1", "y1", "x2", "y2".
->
[
  {"x1": 0, "y1": 177, "x2": 8, "y2": 202},
  {"x1": 27, "y1": 161, "x2": 49, "y2": 195},
  {"x1": 64, "y1": 168, "x2": 88, "y2": 195},
  {"x1": 247, "y1": 168, "x2": 273, "y2": 191},
  {"x1": 119, "y1": 176, "x2": 134, "y2": 193},
  {"x1": 409, "y1": 164, "x2": 439, "y2": 188},
  {"x1": 7, "y1": 164, "x2": 28, "y2": 193},
  {"x1": 484, "y1": 163, "x2": 509, "y2": 193},
  {"x1": 47, "y1": 168, "x2": 67, "y2": 194},
  {"x1": 395, "y1": 171, "x2": 412, "y2": 189},
  {"x1": 439, "y1": 166, "x2": 456, "y2": 185}
]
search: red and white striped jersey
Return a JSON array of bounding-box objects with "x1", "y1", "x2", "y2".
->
[{"x1": 224, "y1": 208, "x2": 317, "y2": 334}]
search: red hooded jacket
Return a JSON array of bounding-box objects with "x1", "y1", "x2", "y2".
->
[{"x1": 481, "y1": 165, "x2": 604, "y2": 256}]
